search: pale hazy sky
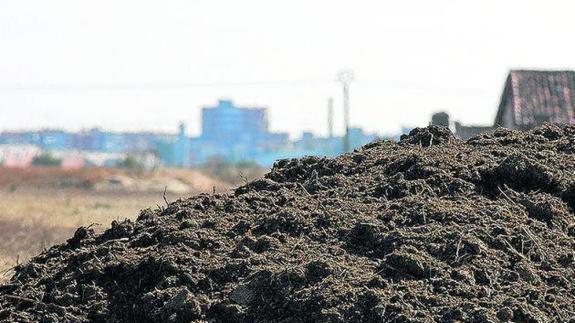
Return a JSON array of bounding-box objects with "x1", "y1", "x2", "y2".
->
[{"x1": 0, "y1": 0, "x2": 573, "y2": 137}]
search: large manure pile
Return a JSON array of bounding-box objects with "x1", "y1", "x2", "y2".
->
[{"x1": 1, "y1": 124, "x2": 575, "y2": 322}]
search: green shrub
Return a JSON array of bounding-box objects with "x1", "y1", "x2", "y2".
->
[{"x1": 32, "y1": 153, "x2": 62, "y2": 167}]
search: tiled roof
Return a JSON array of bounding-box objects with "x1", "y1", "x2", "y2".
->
[{"x1": 496, "y1": 70, "x2": 575, "y2": 127}]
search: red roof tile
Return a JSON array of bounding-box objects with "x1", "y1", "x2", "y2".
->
[{"x1": 495, "y1": 70, "x2": 575, "y2": 127}]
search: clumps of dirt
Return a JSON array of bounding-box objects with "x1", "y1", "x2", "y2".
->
[
  {"x1": 399, "y1": 125, "x2": 456, "y2": 147},
  {"x1": 1, "y1": 123, "x2": 575, "y2": 322}
]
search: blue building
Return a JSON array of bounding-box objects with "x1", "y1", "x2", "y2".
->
[
  {"x1": 0, "y1": 99, "x2": 391, "y2": 168},
  {"x1": 0, "y1": 130, "x2": 72, "y2": 150},
  {"x1": 174, "y1": 123, "x2": 191, "y2": 167},
  {"x1": 290, "y1": 127, "x2": 378, "y2": 160},
  {"x1": 191, "y1": 100, "x2": 289, "y2": 164},
  {"x1": 188, "y1": 100, "x2": 381, "y2": 166},
  {"x1": 202, "y1": 100, "x2": 268, "y2": 144},
  {"x1": 37, "y1": 130, "x2": 71, "y2": 150}
]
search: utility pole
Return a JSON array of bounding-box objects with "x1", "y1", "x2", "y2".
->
[
  {"x1": 337, "y1": 70, "x2": 354, "y2": 153},
  {"x1": 327, "y1": 97, "x2": 334, "y2": 138}
]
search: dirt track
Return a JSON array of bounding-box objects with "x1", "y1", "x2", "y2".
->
[{"x1": 1, "y1": 124, "x2": 575, "y2": 322}]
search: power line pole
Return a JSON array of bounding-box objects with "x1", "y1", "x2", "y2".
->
[
  {"x1": 327, "y1": 97, "x2": 334, "y2": 138},
  {"x1": 337, "y1": 70, "x2": 354, "y2": 153}
]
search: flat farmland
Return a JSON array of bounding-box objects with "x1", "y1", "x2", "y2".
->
[{"x1": 0, "y1": 189, "x2": 190, "y2": 281}]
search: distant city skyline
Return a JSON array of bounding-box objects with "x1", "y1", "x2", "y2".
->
[
  {"x1": 0, "y1": 100, "x2": 380, "y2": 167},
  {"x1": 1, "y1": 0, "x2": 574, "y2": 137}
]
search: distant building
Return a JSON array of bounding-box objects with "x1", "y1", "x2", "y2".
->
[
  {"x1": 445, "y1": 69, "x2": 575, "y2": 140},
  {"x1": 36, "y1": 130, "x2": 70, "y2": 150},
  {"x1": 0, "y1": 99, "x2": 382, "y2": 168},
  {"x1": 430, "y1": 112, "x2": 450, "y2": 127},
  {"x1": 0, "y1": 145, "x2": 41, "y2": 168},
  {"x1": 202, "y1": 100, "x2": 268, "y2": 144},
  {"x1": 429, "y1": 111, "x2": 495, "y2": 140},
  {"x1": 291, "y1": 127, "x2": 378, "y2": 159},
  {"x1": 192, "y1": 100, "x2": 290, "y2": 164},
  {"x1": 349, "y1": 127, "x2": 378, "y2": 150},
  {"x1": 171, "y1": 123, "x2": 191, "y2": 167},
  {"x1": 200, "y1": 100, "x2": 289, "y2": 151},
  {"x1": 0, "y1": 130, "x2": 70, "y2": 150},
  {"x1": 454, "y1": 122, "x2": 493, "y2": 140},
  {"x1": 494, "y1": 70, "x2": 575, "y2": 129},
  {"x1": 293, "y1": 131, "x2": 341, "y2": 157}
]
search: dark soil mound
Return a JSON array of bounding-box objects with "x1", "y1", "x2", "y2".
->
[{"x1": 2, "y1": 124, "x2": 575, "y2": 322}]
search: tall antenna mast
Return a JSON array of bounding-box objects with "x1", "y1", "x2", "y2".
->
[
  {"x1": 327, "y1": 97, "x2": 334, "y2": 138},
  {"x1": 337, "y1": 70, "x2": 355, "y2": 153}
]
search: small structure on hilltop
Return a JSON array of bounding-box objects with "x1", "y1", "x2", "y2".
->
[
  {"x1": 430, "y1": 111, "x2": 450, "y2": 127},
  {"x1": 442, "y1": 69, "x2": 575, "y2": 139}
]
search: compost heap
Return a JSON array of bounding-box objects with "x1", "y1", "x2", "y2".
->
[{"x1": 2, "y1": 124, "x2": 575, "y2": 323}]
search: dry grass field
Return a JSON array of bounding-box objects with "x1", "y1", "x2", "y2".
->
[
  {"x1": 0, "y1": 189, "x2": 190, "y2": 282},
  {"x1": 0, "y1": 166, "x2": 250, "y2": 282}
]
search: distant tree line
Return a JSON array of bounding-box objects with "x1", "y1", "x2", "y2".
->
[{"x1": 32, "y1": 153, "x2": 61, "y2": 167}]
